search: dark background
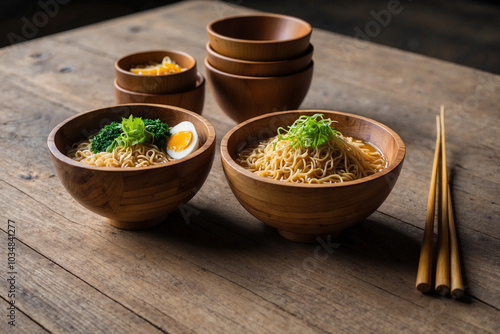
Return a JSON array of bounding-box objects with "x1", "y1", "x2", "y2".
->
[{"x1": 1, "y1": 0, "x2": 499, "y2": 74}]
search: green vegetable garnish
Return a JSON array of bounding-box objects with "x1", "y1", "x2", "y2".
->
[
  {"x1": 90, "y1": 122, "x2": 122, "y2": 153},
  {"x1": 143, "y1": 118, "x2": 171, "y2": 149},
  {"x1": 108, "y1": 115, "x2": 153, "y2": 152},
  {"x1": 90, "y1": 116, "x2": 170, "y2": 153},
  {"x1": 276, "y1": 114, "x2": 339, "y2": 149}
]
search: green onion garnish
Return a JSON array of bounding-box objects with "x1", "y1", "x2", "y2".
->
[{"x1": 275, "y1": 113, "x2": 339, "y2": 149}]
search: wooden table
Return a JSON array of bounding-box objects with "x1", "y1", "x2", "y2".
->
[{"x1": 1, "y1": 1, "x2": 499, "y2": 333}]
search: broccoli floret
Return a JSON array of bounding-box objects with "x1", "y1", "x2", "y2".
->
[
  {"x1": 90, "y1": 122, "x2": 123, "y2": 153},
  {"x1": 143, "y1": 118, "x2": 170, "y2": 148}
]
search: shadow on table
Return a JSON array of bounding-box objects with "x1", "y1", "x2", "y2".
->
[
  {"x1": 137, "y1": 206, "x2": 277, "y2": 251},
  {"x1": 116, "y1": 205, "x2": 473, "y2": 302},
  {"x1": 141, "y1": 204, "x2": 420, "y2": 266}
]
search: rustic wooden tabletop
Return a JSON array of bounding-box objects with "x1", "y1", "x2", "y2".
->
[{"x1": 0, "y1": 1, "x2": 499, "y2": 333}]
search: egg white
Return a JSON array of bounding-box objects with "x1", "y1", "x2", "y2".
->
[{"x1": 166, "y1": 121, "x2": 199, "y2": 160}]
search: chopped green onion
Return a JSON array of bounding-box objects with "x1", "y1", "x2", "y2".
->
[
  {"x1": 107, "y1": 115, "x2": 153, "y2": 152},
  {"x1": 275, "y1": 113, "x2": 339, "y2": 149}
]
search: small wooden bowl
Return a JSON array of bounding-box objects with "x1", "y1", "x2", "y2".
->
[
  {"x1": 115, "y1": 50, "x2": 197, "y2": 94},
  {"x1": 206, "y1": 42, "x2": 313, "y2": 76},
  {"x1": 47, "y1": 104, "x2": 216, "y2": 230},
  {"x1": 114, "y1": 72, "x2": 205, "y2": 115},
  {"x1": 207, "y1": 14, "x2": 312, "y2": 61},
  {"x1": 205, "y1": 58, "x2": 313, "y2": 123},
  {"x1": 220, "y1": 110, "x2": 405, "y2": 243}
]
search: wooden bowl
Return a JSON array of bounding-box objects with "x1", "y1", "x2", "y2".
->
[
  {"x1": 205, "y1": 58, "x2": 313, "y2": 123},
  {"x1": 207, "y1": 14, "x2": 312, "y2": 61},
  {"x1": 115, "y1": 50, "x2": 197, "y2": 94},
  {"x1": 220, "y1": 110, "x2": 405, "y2": 243},
  {"x1": 47, "y1": 104, "x2": 216, "y2": 230},
  {"x1": 206, "y1": 42, "x2": 313, "y2": 76},
  {"x1": 114, "y1": 72, "x2": 205, "y2": 115}
]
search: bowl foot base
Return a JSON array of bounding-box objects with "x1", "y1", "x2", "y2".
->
[
  {"x1": 107, "y1": 215, "x2": 168, "y2": 230},
  {"x1": 278, "y1": 229, "x2": 341, "y2": 243}
]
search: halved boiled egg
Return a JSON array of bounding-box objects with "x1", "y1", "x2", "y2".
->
[{"x1": 166, "y1": 121, "x2": 199, "y2": 160}]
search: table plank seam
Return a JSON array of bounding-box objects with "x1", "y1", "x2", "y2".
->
[
  {"x1": 376, "y1": 194, "x2": 500, "y2": 241},
  {"x1": 0, "y1": 227, "x2": 172, "y2": 334},
  {"x1": 336, "y1": 257, "x2": 500, "y2": 332},
  {"x1": 469, "y1": 295, "x2": 500, "y2": 312},
  {"x1": 176, "y1": 256, "x2": 330, "y2": 334},
  {"x1": 0, "y1": 178, "x2": 87, "y2": 229},
  {"x1": 96, "y1": 219, "x2": 330, "y2": 332},
  {"x1": 0, "y1": 295, "x2": 51, "y2": 333}
]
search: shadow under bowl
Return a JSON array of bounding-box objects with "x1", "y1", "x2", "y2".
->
[
  {"x1": 206, "y1": 42, "x2": 313, "y2": 77},
  {"x1": 205, "y1": 58, "x2": 313, "y2": 123},
  {"x1": 115, "y1": 50, "x2": 198, "y2": 94},
  {"x1": 114, "y1": 72, "x2": 205, "y2": 115},
  {"x1": 220, "y1": 110, "x2": 405, "y2": 242},
  {"x1": 47, "y1": 104, "x2": 216, "y2": 230},
  {"x1": 207, "y1": 14, "x2": 312, "y2": 61}
]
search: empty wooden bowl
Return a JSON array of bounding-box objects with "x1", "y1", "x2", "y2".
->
[
  {"x1": 207, "y1": 14, "x2": 312, "y2": 61},
  {"x1": 206, "y1": 42, "x2": 313, "y2": 76},
  {"x1": 220, "y1": 110, "x2": 405, "y2": 243},
  {"x1": 47, "y1": 104, "x2": 216, "y2": 230},
  {"x1": 205, "y1": 58, "x2": 313, "y2": 123},
  {"x1": 114, "y1": 72, "x2": 205, "y2": 115},
  {"x1": 115, "y1": 50, "x2": 197, "y2": 94}
]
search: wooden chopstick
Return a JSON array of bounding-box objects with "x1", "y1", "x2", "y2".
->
[
  {"x1": 416, "y1": 115, "x2": 441, "y2": 293},
  {"x1": 448, "y1": 183, "x2": 464, "y2": 298},
  {"x1": 435, "y1": 106, "x2": 450, "y2": 295},
  {"x1": 416, "y1": 106, "x2": 464, "y2": 297}
]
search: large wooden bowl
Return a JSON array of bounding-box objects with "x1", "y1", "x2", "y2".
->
[
  {"x1": 114, "y1": 72, "x2": 205, "y2": 115},
  {"x1": 207, "y1": 14, "x2": 312, "y2": 61},
  {"x1": 47, "y1": 104, "x2": 216, "y2": 230},
  {"x1": 206, "y1": 42, "x2": 313, "y2": 77},
  {"x1": 115, "y1": 50, "x2": 197, "y2": 94},
  {"x1": 220, "y1": 110, "x2": 405, "y2": 242},
  {"x1": 205, "y1": 58, "x2": 313, "y2": 123}
]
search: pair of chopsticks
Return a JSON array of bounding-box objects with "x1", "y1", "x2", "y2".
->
[{"x1": 416, "y1": 106, "x2": 464, "y2": 298}]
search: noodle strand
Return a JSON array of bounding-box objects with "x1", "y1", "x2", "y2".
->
[
  {"x1": 237, "y1": 134, "x2": 386, "y2": 184},
  {"x1": 68, "y1": 140, "x2": 171, "y2": 167}
]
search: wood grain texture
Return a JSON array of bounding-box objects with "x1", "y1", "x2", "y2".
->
[
  {"x1": 0, "y1": 226, "x2": 165, "y2": 334},
  {"x1": 114, "y1": 73, "x2": 206, "y2": 115},
  {"x1": 0, "y1": 1, "x2": 498, "y2": 332},
  {"x1": 0, "y1": 297, "x2": 50, "y2": 334},
  {"x1": 205, "y1": 58, "x2": 313, "y2": 123},
  {"x1": 207, "y1": 13, "x2": 311, "y2": 61},
  {"x1": 206, "y1": 42, "x2": 313, "y2": 76}
]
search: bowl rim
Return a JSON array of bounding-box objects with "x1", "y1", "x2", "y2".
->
[
  {"x1": 207, "y1": 13, "x2": 312, "y2": 45},
  {"x1": 114, "y1": 72, "x2": 205, "y2": 97},
  {"x1": 206, "y1": 42, "x2": 314, "y2": 65},
  {"x1": 204, "y1": 57, "x2": 314, "y2": 79},
  {"x1": 48, "y1": 103, "x2": 216, "y2": 172},
  {"x1": 115, "y1": 49, "x2": 197, "y2": 78},
  {"x1": 220, "y1": 109, "x2": 406, "y2": 188}
]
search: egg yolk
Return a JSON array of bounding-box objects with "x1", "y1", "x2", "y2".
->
[
  {"x1": 130, "y1": 62, "x2": 182, "y2": 75},
  {"x1": 167, "y1": 131, "x2": 192, "y2": 152}
]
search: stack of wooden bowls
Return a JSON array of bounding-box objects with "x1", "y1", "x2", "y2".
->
[
  {"x1": 205, "y1": 14, "x2": 314, "y2": 123},
  {"x1": 114, "y1": 50, "x2": 205, "y2": 115}
]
